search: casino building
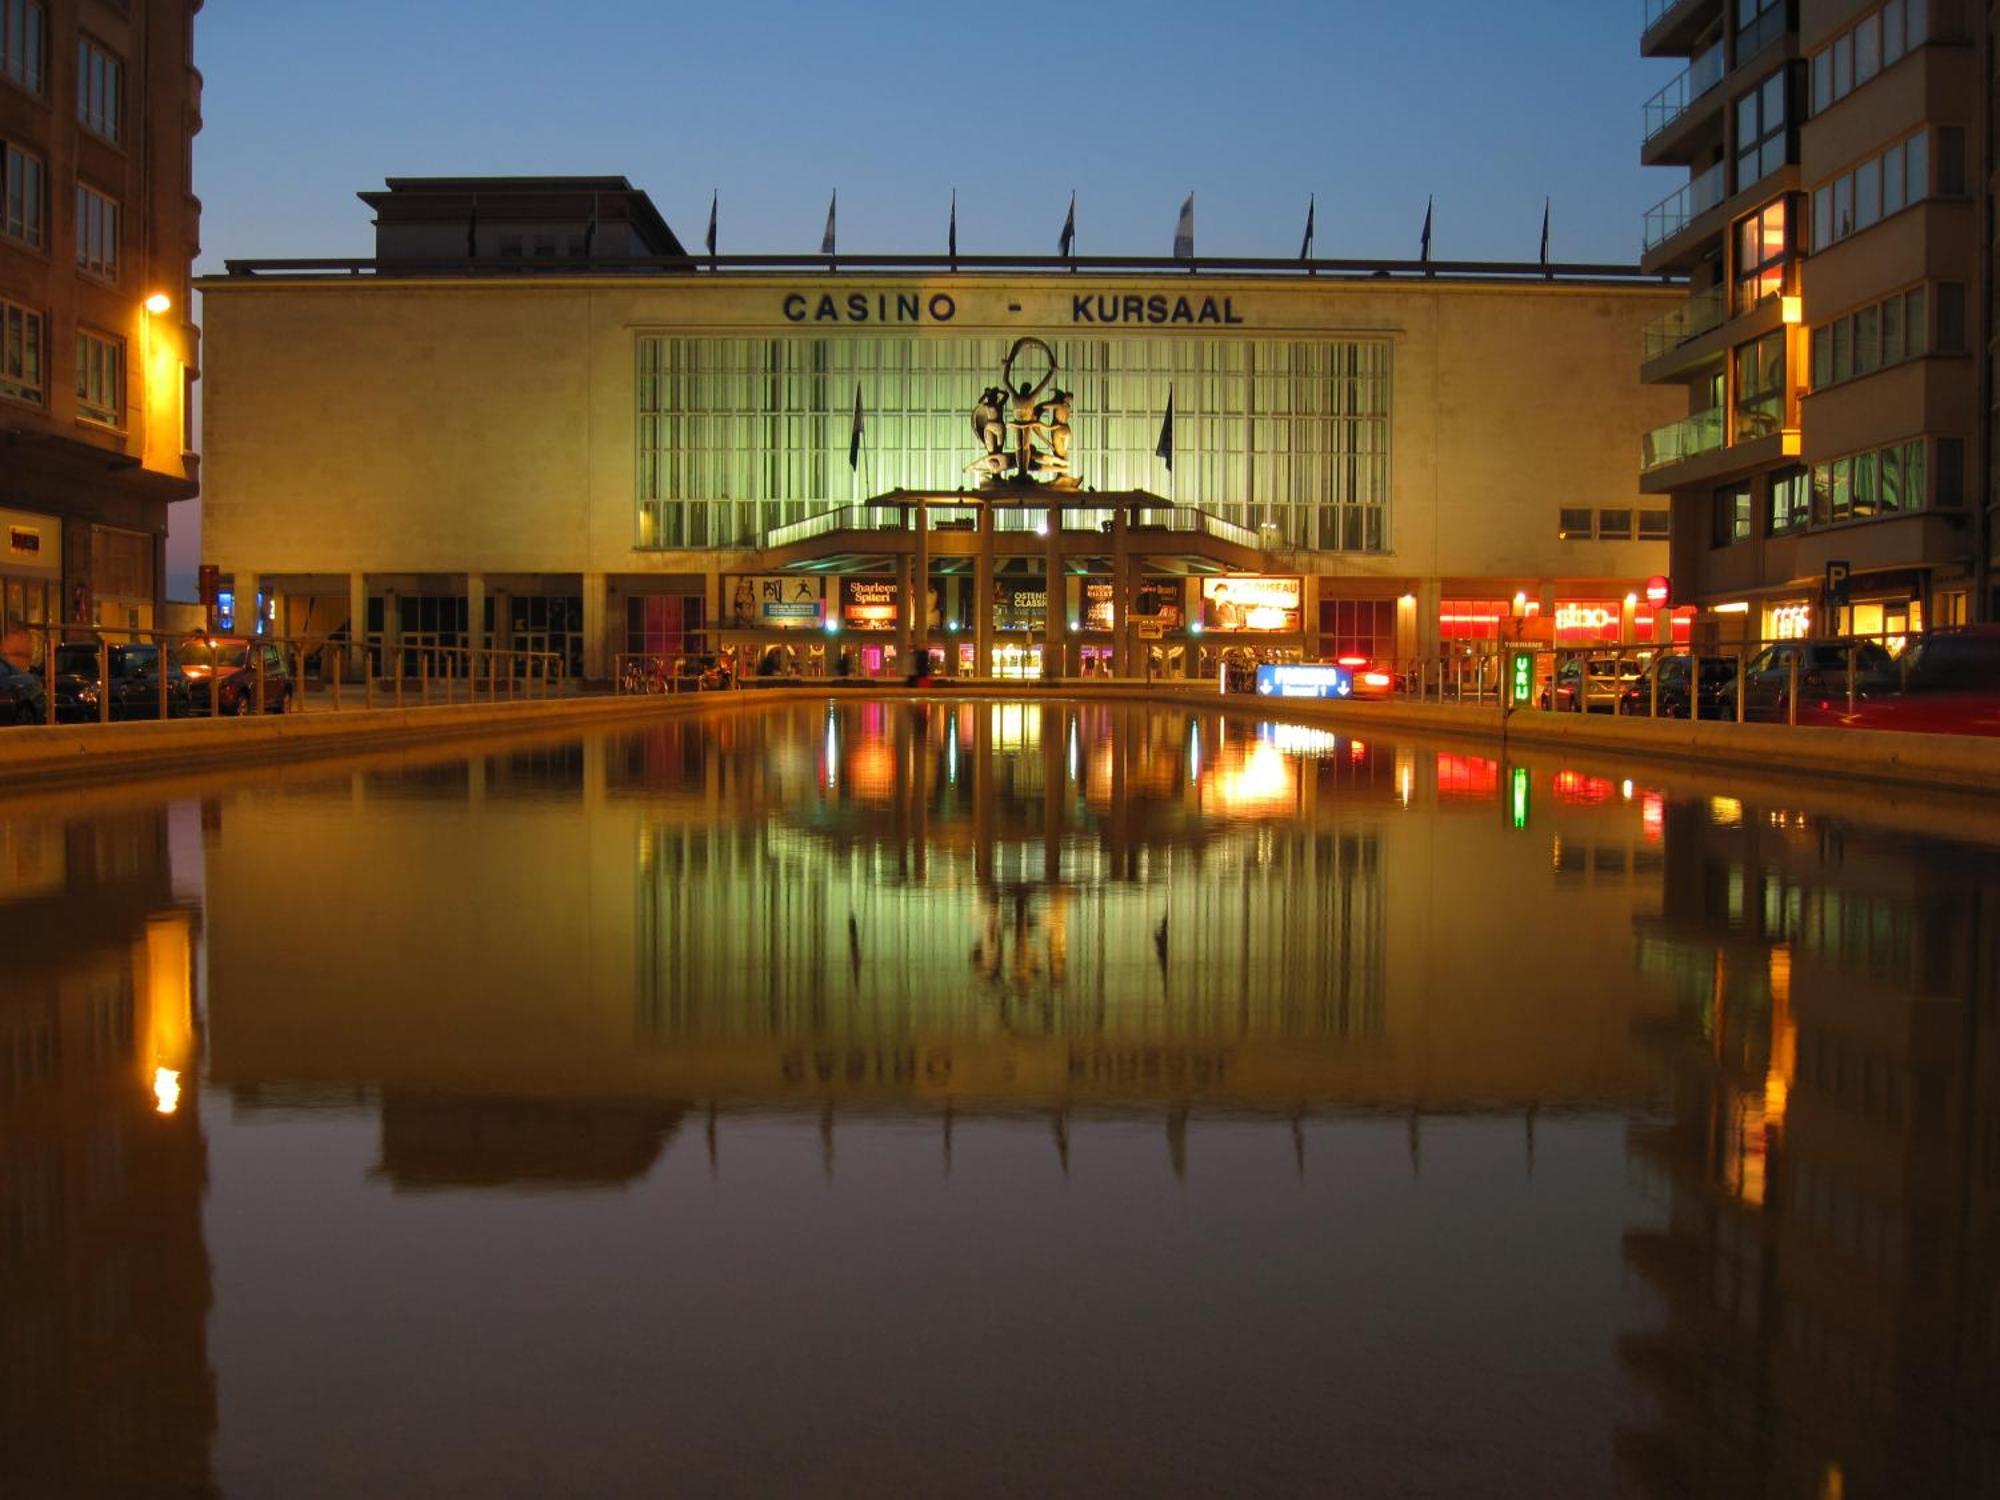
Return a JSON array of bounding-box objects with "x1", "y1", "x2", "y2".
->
[{"x1": 199, "y1": 177, "x2": 1687, "y2": 680}]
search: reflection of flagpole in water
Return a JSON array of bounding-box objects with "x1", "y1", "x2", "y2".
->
[
  {"x1": 821, "y1": 1099, "x2": 835, "y2": 1181},
  {"x1": 707, "y1": 1102, "x2": 718, "y2": 1179},
  {"x1": 1053, "y1": 1110, "x2": 1070, "y2": 1177},
  {"x1": 942, "y1": 1100, "x2": 954, "y2": 1177},
  {"x1": 1167, "y1": 1106, "x2": 1187, "y2": 1182},
  {"x1": 1408, "y1": 1106, "x2": 1422, "y2": 1177},
  {"x1": 1291, "y1": 1107, "x2": 1305, "y2": 1181}
]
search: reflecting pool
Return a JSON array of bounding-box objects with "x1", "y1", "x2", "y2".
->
[{"x1": 4, "y1": 700, "x2": 1998, "y2": 1497}]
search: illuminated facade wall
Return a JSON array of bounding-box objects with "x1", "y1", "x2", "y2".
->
[{"x1": 636, "y1": 335, "x2": 1389, "y2": 552}]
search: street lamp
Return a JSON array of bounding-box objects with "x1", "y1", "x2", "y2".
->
[{"x1": 144, "y1": 292, "x2": 173, "y2": 316}]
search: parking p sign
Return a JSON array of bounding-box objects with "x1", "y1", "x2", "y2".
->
[{"x1": 1825, "y1": 560, "x2": 1851, "y2": 607}]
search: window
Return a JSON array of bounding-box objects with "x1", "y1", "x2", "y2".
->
[
  {"x1": 1737, "y1": 0, "x2": 1785, "y2": 55},
  {"x1": 1810, "y1": 285, "x2": 1933, "y2": 390},
  {"x1": 1735, "y1": 71, "x2": 1790, "y2": 190},
  {"x1": 1597, "y1": 508, "x2": 1633, "y2": 539},
  {"x1": 74, "y1": 183, "x2": 117, "y2": 281},
  {"x1": 1769, "y1": 466, "x2": 1809, "y2": 532},
  {"x1": 1813, "y1": 1, "x2": 1925, "y2": 115},
  {"x1": 76, "y1": 36, "x2": 120, "y2": 143},
  {"x1": 1734, "y1": 331, "x2": 1785, "y2": 441},
  {"x1": 1713, "y1": 484, "x2": 1753, "y2": 546},
  {"x1": 1733, "y1": 199, "x2": 1789, "y2": 315},
  {"x1": 1814, "y1": 130, "x2": 1937, "y2": 250},
  {"x1": 1639, "y1": 508, "x2": 1671, "y2": 540},
  {"x1": 0, "y1": 0, "x2": 42, "y2": 94},
  {"x1": 1319, "y1": 599, "x2": 1395, "y2": 661},
  {"x1": 0, "y1": 296, "x2": 42, "y2": 404},
  {"x1": 636, "y1": 334, "x2": 1392, "y2": 553},
  {"x1": 1558, "y1": 507, "x2": 1592, "y2": 539},
  {"x1": 1812, "y1": 437, "x2": 1927, "y2": 521},
  {"x1": 75, "y1": 329, "x2": 121, "y2": 426},
  {"x1": 1, "y1": 138, "x2": 42, "y2": 247}
]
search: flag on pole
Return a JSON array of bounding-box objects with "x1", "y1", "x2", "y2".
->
[
  {"x1": 705, "y1": 191, "x2": 718, "y2": 258},
  {"x1": 848, "y1": 384, "x2": 865, "y2": 471},
  {"x1": 1420, "y1": 196, "x2": 1433, "y2": 263},
  {"x1": 1059, "y1": 191, "x2": 1076, "y2": 258},
  {"x1": 1173, "y1": 193, "x2": 1195, "y2": 260},
  {"x1": 1155, "y1": 385, "x2": 1175, "y2": 473},
  {"x1": 1539, "y1": 197, "x2": 1551, "y2": 266},
  {"x1": 1300, "y1": 194, "x2": 1316, "y2": 261},
  {"x1": 821, "y1": 192, "x2": 837, "y2": 257},
  {"x1": 948, "y1": 189, "x2": 958, "y2": 260}
]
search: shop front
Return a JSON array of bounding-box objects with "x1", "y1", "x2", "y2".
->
[
  {"x1": 1193, "y1": 575, "x2": 1306, "y2": 679},
  {"x1": 0, "y1": 508, "x2": 59, "y2": 665}
]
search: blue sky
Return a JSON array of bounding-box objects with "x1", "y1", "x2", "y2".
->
[{"x1": 170, "y1": 0, "x2": 1677, "y2": 585}]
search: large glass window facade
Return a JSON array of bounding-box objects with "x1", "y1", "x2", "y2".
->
[{"x1": 634, "y1": 334, "x2": 1392, "y2": 553}]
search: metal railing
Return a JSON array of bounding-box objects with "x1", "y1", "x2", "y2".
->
[
  {"x1": 761, "y1": 501, "x2": 1267, "y2": 553},
  {"x1": 1642, "y1": 0, "x2": 1705, "y2": 34},
  {"x1": 1641, "y1": 286, "x2": 1727, "y2": 360},
  {"x1": 1642, "y1": 40, "x2": 1726, "y2": 141},
  {"x1": 1641, "y1": 408, "x2": 1725, "y2": 470},
  {"x1": 1373, "y1": 632, "x2": 1921, "y2": 728},
  {"x1": 1643, "y1": 162, "x2": 1726, "y2": 251},
  {"x1": 4, "y1": 623, "x2": 564, "y2": 728}
]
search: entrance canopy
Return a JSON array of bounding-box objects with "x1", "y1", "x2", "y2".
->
[{"x1": 750, "y1": 488, "x2": 1273, "y2": 576}]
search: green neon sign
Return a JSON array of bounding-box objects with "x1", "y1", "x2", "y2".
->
[{"x1": 1510, "y1": 651, "x2": 1534, "y2": 707}]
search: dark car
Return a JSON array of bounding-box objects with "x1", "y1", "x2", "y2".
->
[
  {"x1": 1807, "y1": 627, "x2": 2000, "y2": 736},
  {"x1": 179, "y1": 637, "x2": 295, "y2": 715},
  {"x1": 0, "y1": 655, "x2": 48, "y2": 725},
  {"x1": 1617, "y1": 653, "x2": 1738, "y2": 719},
  {"x1": 1738, "y1": 640, "x2": 1898, "y2": 723},
  {"x1": 50, "y1": 643, "x2": 195, "y2": 723}
]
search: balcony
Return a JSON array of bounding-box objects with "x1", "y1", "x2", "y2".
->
[
  {"x1": 1642, "y1": 162, "x2": 1726, "y2": 252},
  {"x1": 1642, "y1": 41, "x2": 1726, "y2": 144},
  {"x1": 1642, "y1": 0, "x2": 1720, "y2": 57},
  {"x1": 1641, "y1": 288, "x2": 1726, "y2": 361},
  {"x1": 1641, "y1": 409, "x2": 1724, "y2": 471}
]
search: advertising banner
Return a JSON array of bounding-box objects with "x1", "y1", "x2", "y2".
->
[
  {"x1": 840, "y1": 578, "x2": 900, "y2": 630},
  {"x1": 995, "y1": 584, "x2": 1047, "y2": 631},
  {"x1": 1200, "y1": 576, "x2": 1301, "y2": 632},
  {"x1": 1082, "y1": 578, "x2": 1185, "y2": 632},
  {"x1": 728, "y1": 575, "x2": 826, "y2": 630}
]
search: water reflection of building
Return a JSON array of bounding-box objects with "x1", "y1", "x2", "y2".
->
[
  {"x1": 1620, "y1": 798, "x2": 2000, "y2": 1499},
  {"x1": 0, "y1": 811, "x2": 212, "y2": 1494},
  {"x1": 204, "y1": 704, "x2": 1670, "y2": 1121}
]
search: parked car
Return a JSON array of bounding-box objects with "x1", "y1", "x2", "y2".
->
[
  {"x1": 1805, "y1": 626, "x2": 2000, "y2": 736},
  {"x1": 1539, "y1": 655, "x2": 1645, "y2": 713},
  {"x1": 49, "y1": 643, "x2": 196, "y2": 723},
  {"x1": 0, "y1": 656, "x2": 48, "y2": 725},
  {"x1": 179, "y1": 637, "x2": 296, "y2": 715},
  {"x1": 1333, "y1": 655, "x2": 1402, "y2": 700},
  {"x1": 1738, "y1": 640, "x2": 1897, "y2": 723},
  {"x1": 1616, "y1": 653, "x2": 1738, "y2": 719}
]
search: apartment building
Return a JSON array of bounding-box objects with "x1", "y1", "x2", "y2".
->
[
  {"x1": 0, "y1": 0, "x2": 201, "y2": 658},
  {"x1": 1640, "y1": 0, "x2": 1991, "y2": 643}
]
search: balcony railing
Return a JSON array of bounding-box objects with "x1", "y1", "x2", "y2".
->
[
  {"x1": 1643, "y1": 0, "x2": 1699, "y2": 32},
  {"x1": 1641, "y1": 287, "x2": 1727, "y2": 360},
  {"x1": 1643, "y1": 162, "x2": 1726, "y2": 251},
  {"x1": 1642, "y1": 40, "x2": 1726, "y2": 142},
  {"x1": 1642, "y1": 409, "x2": 1725, "y2": 471}
]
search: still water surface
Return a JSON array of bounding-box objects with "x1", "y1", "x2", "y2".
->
[{"x1": 4, "y1": 700, "x2": 1997, "y2": 1498}]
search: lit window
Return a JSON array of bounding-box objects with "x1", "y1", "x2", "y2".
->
[
  {"x1": 0, "y1": 0, "x2": 43, "y2": 94},
  {"x1": 75, "y1": 35, "x2": 120, "y2": 143},
  {"x1": 1, "y1": 137, "x2": 43, "y2": 247},
  {"x1": 0, "y1": 295, "x2": 43, "y2": 404},
  {"x1": 75, "y1": 328, "x2": 121, "y2": 426},
  {"x1": 1732, "y1": 199, "x2": 1789, "y2": 315},
  {"x1": 1733, "y1": 331, "x2": 1785, "y2": 442},
  {"x1": 74, "y1": 182, "x2": 117, "y2": 280}
]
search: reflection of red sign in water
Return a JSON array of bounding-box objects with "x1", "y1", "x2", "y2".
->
[
  {"x1": 1435, "y1": 752, "x2": 1499, "y2": 801},
  {"x1": 1551, "y1": 769, "x2": 1616, "y2": 804}
]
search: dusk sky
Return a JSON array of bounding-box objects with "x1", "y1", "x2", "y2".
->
[{"x1": 170, "y1": 0, "x2": 1678, "y2": 588}]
